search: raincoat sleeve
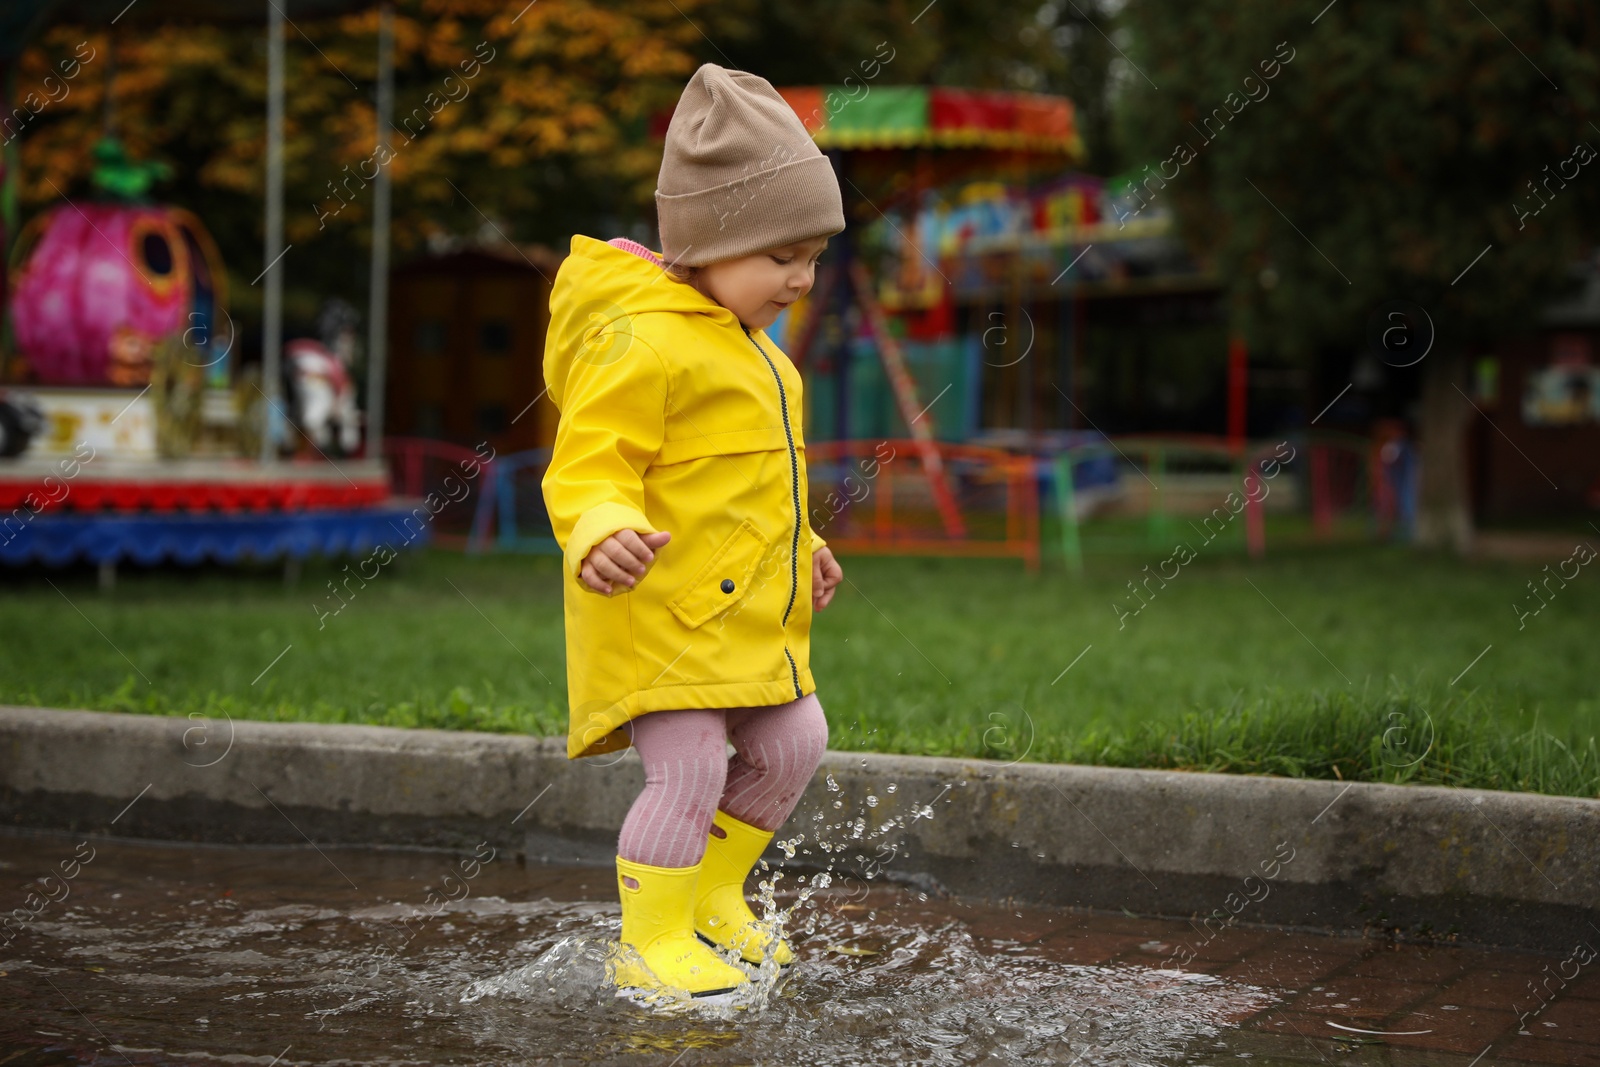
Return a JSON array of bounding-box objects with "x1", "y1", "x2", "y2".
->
[
  {"x1": 809, "y1": 529, "x2": 827, "y2": 555},
  {"x1": 542, "y1": 336, "x2": 668, "y2": 582}
]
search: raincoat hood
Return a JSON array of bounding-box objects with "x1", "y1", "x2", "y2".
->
[{"x1": 545, "y1": 235, "x2": 734, "y2": 412}]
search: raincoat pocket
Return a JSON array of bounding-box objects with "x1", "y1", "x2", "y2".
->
[{"x1": 667, "y1": 519, "x2": 771, "y2": 630}]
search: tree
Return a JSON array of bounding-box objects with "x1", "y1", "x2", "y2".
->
[{"x1": 1117, "y1": 0, "x2": 1600, "y2": 551}]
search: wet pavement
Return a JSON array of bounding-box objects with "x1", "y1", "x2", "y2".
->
[{"x1": 0, "y1": 828, "x2": 1595, "y2": 1066}]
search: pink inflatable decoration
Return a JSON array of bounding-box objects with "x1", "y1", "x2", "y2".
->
[{"x1": 7, "y1": 203, "x2": 226, "y2": 386}]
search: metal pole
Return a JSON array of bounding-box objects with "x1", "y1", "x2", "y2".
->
[
  {"x1": 1227, "y1": 332, "x2": 1248, "y2": 450},
  {"x1": 2, "y1": 62, "x2": 20, "y2": 294},
  {"x1": 260, "y1": 0, "x2": 285, "y2": 464},
  {"x1": 366, "y1": 2, "x2": 393, "y2": 464},
  {"x1": 830, "y1": 149, "x2": 850, "y2": 441}
]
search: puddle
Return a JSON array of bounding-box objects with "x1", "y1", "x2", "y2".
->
[{"x1": 0, "y1": 829, "x2": 1586, "y2": 1066}]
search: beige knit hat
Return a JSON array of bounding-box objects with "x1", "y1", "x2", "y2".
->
[{"x1": 655, "y1": 63, "x2": 845, "y2": 269}]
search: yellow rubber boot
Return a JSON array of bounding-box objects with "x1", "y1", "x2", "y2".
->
[
  {"x1": 694, "y1": 810, "x2": 796, "y2": 966},
  {"x1": 610, "y1": 856, "x2": 749, "y2": 1000}
]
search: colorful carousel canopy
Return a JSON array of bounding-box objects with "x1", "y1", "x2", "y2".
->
[
  {"x1": 780, "y1": 87, "x2": 1080, "y2": 159},
  {"x1": 649, "y1": 84, "x2": 1081, "y2": 160}
]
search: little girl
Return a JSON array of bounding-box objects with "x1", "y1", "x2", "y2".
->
[{"x1": 541, "y1": 63, "x2": 846, "y2": 1000}]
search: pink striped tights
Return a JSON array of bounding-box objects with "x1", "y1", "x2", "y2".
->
[{"x1": 616, "y1": 692, "x2": 829, "y2": 868}]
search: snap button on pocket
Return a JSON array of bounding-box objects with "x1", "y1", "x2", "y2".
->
[{"x1": 667, "y1": 520, "x2": 770, "y2": 630}]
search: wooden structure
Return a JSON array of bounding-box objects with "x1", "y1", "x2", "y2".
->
[{"x1": 385, "y1": 248, "x2": 561, "y2": 456}]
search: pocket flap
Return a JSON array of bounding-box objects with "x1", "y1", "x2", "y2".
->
[{"x1": 667, "y1": 520, "x2": 771, "y2": 629}]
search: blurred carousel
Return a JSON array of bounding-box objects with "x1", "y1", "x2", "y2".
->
[{"x1": 0, "y1": 0, "x2": 422, "y2": 588}]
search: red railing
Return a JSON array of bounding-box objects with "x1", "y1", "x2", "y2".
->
[
  {"x1": 805, "y1": 439, "x2": 1040, "y2": 571},
  {"x1": 382, "y1": 437, "x2": 495, "y2": 551}
]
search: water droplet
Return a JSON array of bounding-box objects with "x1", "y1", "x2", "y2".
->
[
  {"x1": 886, "y1": 783, "x2": 897, "y2": 793},
  {"x1": 832, "y1": 799, "x2": 843, "y2": 809},
  {"x1": 866, "y1": 795, "x2": 879, "y2": 807},
  {"x1": 826, "y1": 773, "x2": 840, "y2": 792}
]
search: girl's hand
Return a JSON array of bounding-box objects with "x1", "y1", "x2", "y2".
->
[
  {"x1": 813, "y1": 546, "x2": 843, "y2": 610},
  {"x1": 580, "y1": 529, "x2": 671, "y2": 595}
]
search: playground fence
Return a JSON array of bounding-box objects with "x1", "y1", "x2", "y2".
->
[
  {"x1": 381, "y1": 437, "x2": 494, "y2": 552},
  {"x1": 381, "y1": 430, "x2": 1414, "y2": 572},
  {"x1": 804, "y1": 439, "x2": 1041, "y2": 571},
  {"x1": 1048, "y1": 430, "x2": 1418, "y2": 574}
]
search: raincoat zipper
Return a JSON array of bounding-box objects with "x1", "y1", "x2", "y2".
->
[{"x1": 743, "y1": 324, "x2": 804, "y2": 699}]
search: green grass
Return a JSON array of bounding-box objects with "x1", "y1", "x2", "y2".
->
[{"x1": 2, "y1": 541, "x2": 1596, "y2": 797}]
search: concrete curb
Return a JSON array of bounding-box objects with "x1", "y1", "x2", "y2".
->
[{"x1": 2, "y1": 705, "x2": 1595, "y2": 953}]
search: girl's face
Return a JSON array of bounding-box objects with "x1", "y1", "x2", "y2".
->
[{"x1": 691, "y1": 236, "x2": 829, "y2": 331}]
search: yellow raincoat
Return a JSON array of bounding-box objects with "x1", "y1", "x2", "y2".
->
[{"x1": 542, "y1": 235, "x2": 826, "y2": 759}]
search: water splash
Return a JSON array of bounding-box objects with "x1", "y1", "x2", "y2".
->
[
  {"x1": 460, "y1": 933, "x2": 614, "y2": 1009},
  {"x1": 4, "y1": 827, "x2": 1298, "y2": 1066}
]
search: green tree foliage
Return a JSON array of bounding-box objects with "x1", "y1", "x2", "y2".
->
[{"x1": 1117, "y1": 0, "x2": 1600, "y2": 547}]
